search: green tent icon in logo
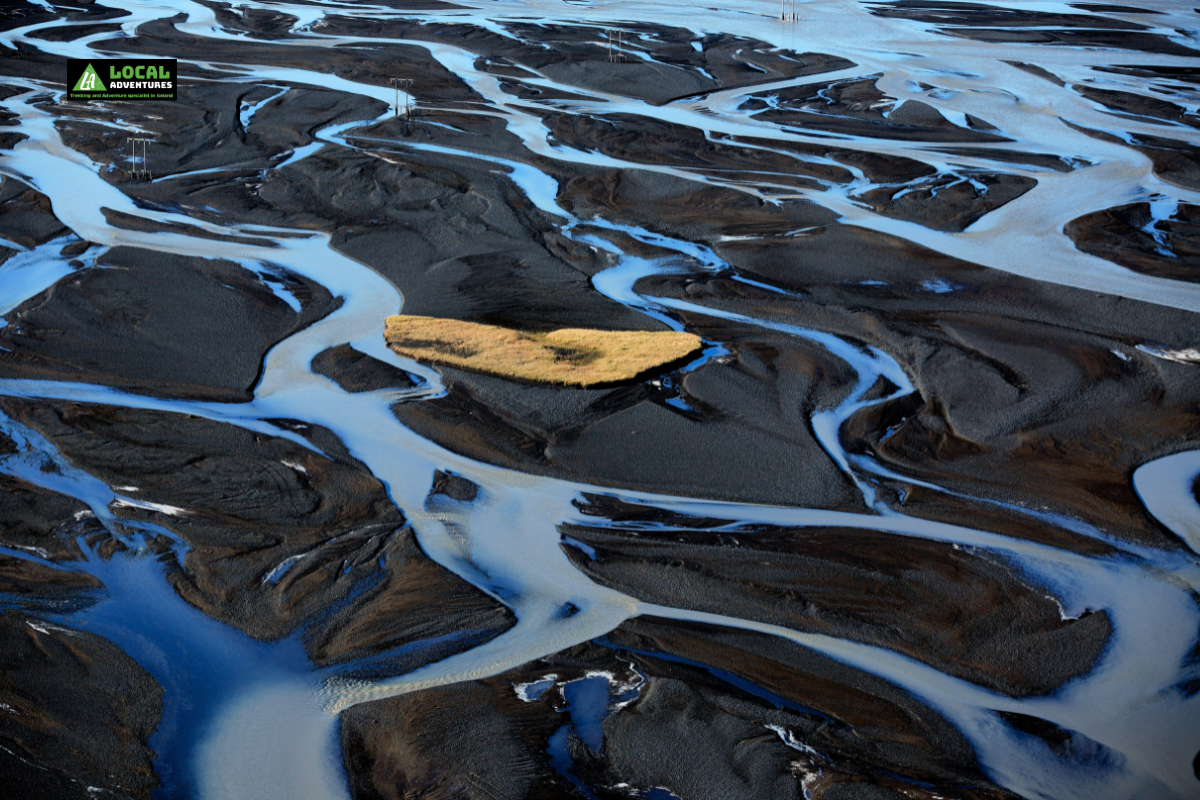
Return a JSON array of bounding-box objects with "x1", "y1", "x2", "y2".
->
[{"x1": 73, "y1": 63, "x2": 105, "y2": 92}]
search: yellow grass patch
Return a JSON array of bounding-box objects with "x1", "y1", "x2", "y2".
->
[{"x1": 384, "y1": 315, "x2": 703, "y2": 387}]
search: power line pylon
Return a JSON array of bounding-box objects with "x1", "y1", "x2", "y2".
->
[
  {"x1": 126, "y1": 136, "x2": 153, "y2": 180},
  {"x1": 389, "y1": 77, "x2": 413, "y2": 119},
  {"x1": 389, "y1": 77, "x2": 414, "y2": 136},
  {"x1": 608, "y1": 29, "x2": 625, "y2": 63}
]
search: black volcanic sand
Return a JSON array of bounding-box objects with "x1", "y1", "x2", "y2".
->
[
  {"x1": 313, "y1": 16, "x2": 855, "y2": 105},
  {"x1": 1065, "y1": 120, "x2": 1200, "y2": 191},
  {"x1": 96, "y1": 15, "x2": 484, "y2": 106},
  {"x1": 1066, "y1": 201, "x2": 1200, "y2": 284},
  {"x1": 0, "y1": 475, "x2": 166, "y2": 800},
  {"x1": 0, "y1": 367, "x2": 506, "y2": 790},
  {"x1": 550, "y1": 168, "x2": 1200, "y2": 550},
  {"x1": 543, "y1": 111, "x2": 856, "y2": 192},
  {"x1": 0, "y1": 85, "x2": 27, "y2": 151},
  {"x1": 739, "y1": 78, "x2": 1009, "y2": 143},
  {"x1": 662, "y1": 249, "x2": 1199, "y2": 548},
  {"x1": 857, "y1": 171, "x2": 1036, "y2": 233},
  {"x1": 0, "y1": 610, "x2": 163, "y2": 800},
  {"x1": 0, "y1": 176, "x2": 69, "y2": 247},
  {"x1": 561, "y1": 169, "x2": 840, "y2": 237},
  {"x1": 340, "y1": 622, "x2": 1019, "y2": 800},
  {"x1": 390, "y1": 323, "x2": 865, "y2": 509},
  {"x1": 543, "y1": 121, "x2": 1039, "y2": 233},
  {"x1": 866, "y1": 0, "x2": 1198, "y2": 57},
  {"x1": 51, "y1": 81, "x2": 388, "y2": 198},
  {"x1": 1076, "y1": 85, "x2": 1200, "y2": 130},
  {"x1": 40, "y1": 81, "x2": 657, "y2": 333},
  {"x1": 317, "y1": 142, "x2": 659, "y2": 333},
  {"x1": 559, "y1": 512, "x2": 1110, "y2": 697},
  {"x1": 312, "y1": 343, "x2": 418, "y2": 393},
  {"x1": 195, "y1": 0, "x2": 308, "y2": 41},
  {"x1": 0, "y1": 397, "x2": 514, "y2": 672},
  {"x1": 0, "y1": 0, "x2": 129, "y2": 34},
  {"x1": 0, "y1": 471, "x2": 101, "y2": 596},
  {"x1": 0, "y1": 245, "x2": 338, "y2": 401}
]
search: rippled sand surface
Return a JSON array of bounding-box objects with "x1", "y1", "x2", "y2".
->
[{"x1": 0, "y1": 1, "x2": 1199, "y2": 799}]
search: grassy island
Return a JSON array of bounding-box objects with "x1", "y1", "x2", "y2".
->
[{"x1": 384, "y1": 315, "x2": 703, "y2": 388}]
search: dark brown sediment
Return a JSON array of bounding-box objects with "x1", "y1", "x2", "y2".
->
[
  {"x1": 0, "y1": 397, "x2": 516, "y2": 670},
  {"x1": 340, "y1": 623, "x2": 1023, "y2": 800},
  {"x1": 558, "y1": 521, "x2": 1112, "y2": 697},
  {"x1": 1066, "y1": 202, "x2": 1200, "y2": 284},
  {"x1": 0, "y1": 246, "x2": 339, "y2": 402},
  {"x1": 0, "y1": 611, "x2": 163, "y2": 800}
]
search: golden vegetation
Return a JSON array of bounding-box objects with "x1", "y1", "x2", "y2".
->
[{"x1": 384, "y1": 315, "x2": 703, "y2": 387}]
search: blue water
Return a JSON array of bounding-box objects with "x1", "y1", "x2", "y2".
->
[
  {"x1": 563, "y1": 675, "x2": 610, "y2": 752},
  {"x1": 0, "y1": 409, "x2": 333, "y2": 798},
  {"x1": 547, "y1": 724, "x2": 602, "y2": 800},
  {"x1": 542, "y1": 674, "x2": 615, "y2": 797},
  {"x1": 65, "y1": 549, "x2": 315, "y2": 799}
]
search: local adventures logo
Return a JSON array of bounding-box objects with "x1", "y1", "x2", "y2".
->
[
  {"x1": 72, "y1": 63, "x2": 105, "y2": 93},
  {"x1": 66, "y1": 59, "x2": 177, "y2": 101}
]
